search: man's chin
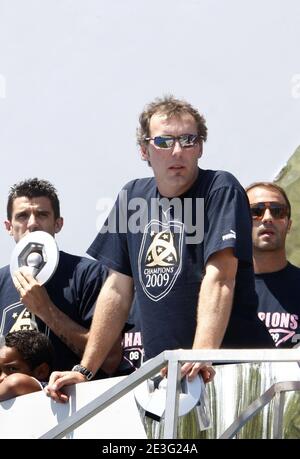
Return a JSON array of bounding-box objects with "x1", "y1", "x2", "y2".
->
[{"x1": 256, "y1": 243, "x2": 278, "y2": 251}]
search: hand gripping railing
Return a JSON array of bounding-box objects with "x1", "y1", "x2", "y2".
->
[{"x1": 39, "y1": 348, "x2": 300, "y2": 439}]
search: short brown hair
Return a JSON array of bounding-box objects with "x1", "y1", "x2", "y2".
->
[
  {"x1": 7, "y1": 178, "x2": 60, "y2": 220},
  {"x1": 245, "y1": 182, "x2": 291, "y2": 219},
  {"x1": 136, "y1": 95, "x2": 208, "y2": 146}
]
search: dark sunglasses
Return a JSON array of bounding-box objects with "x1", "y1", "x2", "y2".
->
[
  {"x1": 144, "y1": 134, "x2": 199, "y2": 149},
  {"x1": 250, "y1": 202, "x2": 289, "y2": 220}
]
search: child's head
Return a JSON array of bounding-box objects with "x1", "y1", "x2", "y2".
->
[{"x1": 0, "y1": 330, "x2": 54, "y2": 382}]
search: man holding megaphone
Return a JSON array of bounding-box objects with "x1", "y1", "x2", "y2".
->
[{"x1": 0, "y1": 178, "x2": 122, "y2": 377}]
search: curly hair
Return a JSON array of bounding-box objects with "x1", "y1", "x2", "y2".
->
[
  {"x1": 136, "y1": 95, "x2": 208, "y2": 146},
  {"x1": 7, "y1": 178, "x2": 60, "y2": 220},
  {"x1": 4, "y1": 330, "x2": 54, "y2": 373}
]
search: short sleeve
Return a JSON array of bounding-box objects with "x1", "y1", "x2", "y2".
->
[
  {"x1": 87, "y1": 189, "x2": 132, "y2": 277},
  {"x1": 203, "y1": 186, "x2": 252, "y2": 265}
]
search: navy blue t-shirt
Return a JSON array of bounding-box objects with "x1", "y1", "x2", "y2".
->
[
  {"x1": 0, "y1": 251, "x2": 107, "y2": 372},
  {"x1": 256, "y1": 263, "x2": 300, "y2": 348},
  {"x1": 88, "y1": 168, "x2": 272, "y2": 359}
]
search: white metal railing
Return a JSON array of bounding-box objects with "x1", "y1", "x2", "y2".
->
[
  {"x1": 39, "y1": 348, "x2": 300, "y2": 439},
  {"x1": 219, "y1": 380, "x2": 300, "y2": 439}
]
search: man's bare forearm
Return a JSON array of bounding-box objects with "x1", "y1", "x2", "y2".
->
[
  {"x1": 14, "y1": 270, "x2": 89, "y2": 358},
  {"x1": 193, "y1": 248, "x2": 237, "y2": 349},
  {"x1": 81, "y1": 271, "x2": 134, "y2": 374},
  {"x1": 193, "y1": 274, "x2": 235, "y2": 349},
  {"x1": 38, "y1": 301, "x2": 89, "y2": 357}
]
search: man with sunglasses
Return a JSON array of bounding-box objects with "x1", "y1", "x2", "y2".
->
[
  {"x1": 46, "y1": 96, "x2": 271, "y2": 402},
  {"x1": 246, "y1": 182, "x2": 300, "y2": 348}
]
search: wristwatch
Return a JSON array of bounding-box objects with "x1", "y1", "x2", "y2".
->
[{"x1": 71, "y1": 364, "x2": 94, "y2": 381}]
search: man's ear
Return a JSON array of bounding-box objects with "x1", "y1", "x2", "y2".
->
[
  {"x1": 55, "y1": 217, "x2": 64, "y2": 234},
  {"x1": 32, "y1": 362, "x2": 50, "y2": 381},
  {"x1": 287, "y1": 218, "x2": 292, "y2": 233},
  {"x1": 140, "y1": 145, "x2": 150, "y2": 162},
  {"x1": 4, "y1": 220, "x2": 13, "y2": 235}
]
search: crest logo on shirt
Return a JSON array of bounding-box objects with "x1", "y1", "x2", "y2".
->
[
  {"x1": 145, "y1": 230, "x2": 178, "y2": 267},
  {"x1": 0, "y1": 301, "x2": 39, "y2": 336},
  {"x1": 9, "y1": 308, "x2": 38, "y2": 332},
  {"x1": 138, "y1": 220, "x2": 183, "y2": 301}
]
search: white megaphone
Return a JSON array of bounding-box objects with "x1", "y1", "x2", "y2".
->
[{"x1": 10, "y1": 231, "x2": 59, "y2": 285}]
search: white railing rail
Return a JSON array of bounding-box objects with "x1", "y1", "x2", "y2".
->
[{"x1": 39, "y1": 348, "x2": 300, "y2": 439}]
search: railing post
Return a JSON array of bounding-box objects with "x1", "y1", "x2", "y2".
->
[
  {"x1": 273, "y1": 391, "x2": 285, "y2": 439},
  {"x1": 163, "y1": 357, "x2": 181, "y2": 439}
]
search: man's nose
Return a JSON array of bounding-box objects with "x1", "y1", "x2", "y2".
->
[
  {"x1": 0, "y1": 372, "x2": 6, "y2": 383},
  {"x1": 171, "y1": 139, "x2": 183, "y2": 156},
  {"x1": 27, "y1": 214, "x2": 39, "y2": 231},
  {"x1": 261, "y1": 208, "x2": 273, "y2": 222}
]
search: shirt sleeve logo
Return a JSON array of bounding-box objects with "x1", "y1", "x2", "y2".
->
[{"x1": 222, "y1": 230, "x2": 236, "y2": 241}]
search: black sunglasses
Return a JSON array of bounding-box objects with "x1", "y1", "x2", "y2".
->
[
  {"x1": 144, "y1": 134, "x2": 199, "y2": 149},
  {"x1": 250, "y1": 202, "x2": 289, "y2": 220}
]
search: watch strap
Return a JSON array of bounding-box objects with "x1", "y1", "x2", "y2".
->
[{"x1": 71, "y1": 364, "x2": 94, "y2": 381}]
